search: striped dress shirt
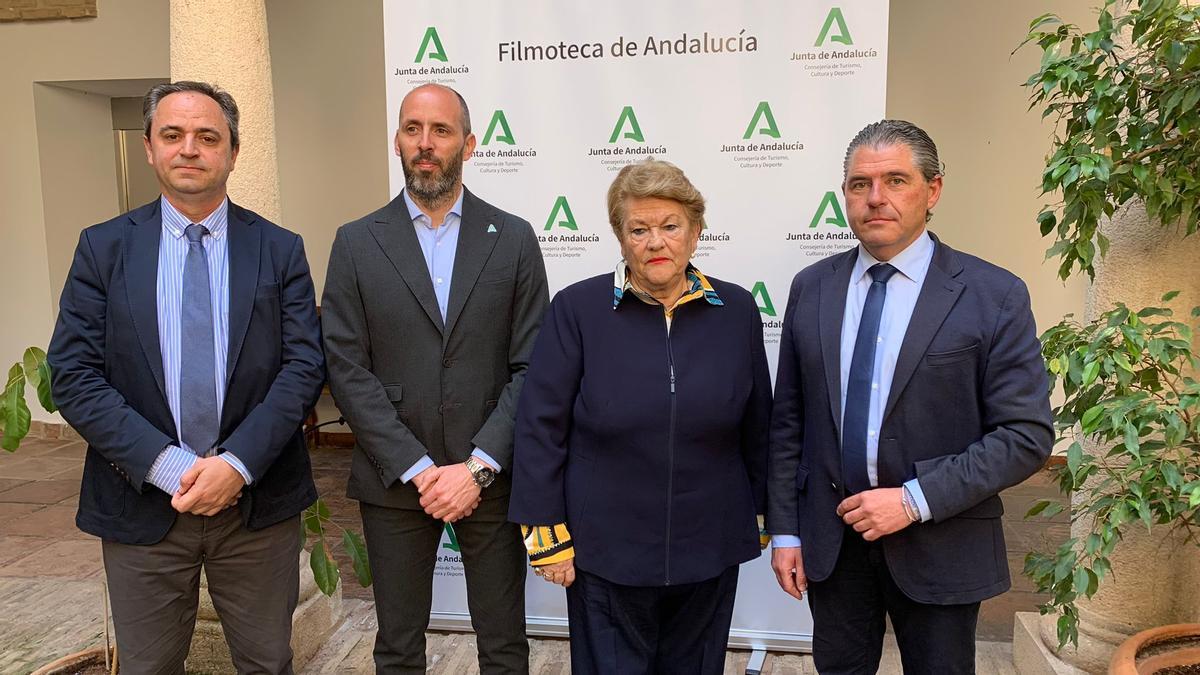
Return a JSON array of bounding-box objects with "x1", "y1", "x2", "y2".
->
[{"x1": 145, "y1": 196, "x2": 252, "y2": 495}]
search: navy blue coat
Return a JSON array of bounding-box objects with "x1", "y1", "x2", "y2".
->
[
  {"x1": 509, "y1": 273, "x2": 771, "y2": 587},
  {"x1": 766, "y1": 235, "x2": 1053, "y2": 604},
  {"x1": 48, "y1": 200, "x2": 325, "y2": 545}
]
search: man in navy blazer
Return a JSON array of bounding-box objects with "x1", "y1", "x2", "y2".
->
[
  {"x1": 48, "y1": 82, "x2": 324, "y2": 674},
  {"x1": 766, "y1": 120, "x2": 1053, "y2": 673}
]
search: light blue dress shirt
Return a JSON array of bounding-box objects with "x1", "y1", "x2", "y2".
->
[
  {"x1": 145, "y1": 197, "x2": 252, "y2": 495},
  {"x1": 773, "y1": 231, "x2": 935, "y2": 549},
  {"x1": 396, "y1": 189, "x2": 502, "y2": 483}
]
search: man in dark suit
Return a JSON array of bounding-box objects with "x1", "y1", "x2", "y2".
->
[
  {"x1": 321, "y1": 83, "x2": 548, "y2": 674},
  {"x1": 48, "y1": 81, "x2": 325, "y2": 674},
  {"x1": 767, "y1": 120, "x2": 1053, "y2": 673}
]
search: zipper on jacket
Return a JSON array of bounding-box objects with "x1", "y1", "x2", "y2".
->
[{"x1": 664, "y1": 311, "x2": 677, "y2": 586}]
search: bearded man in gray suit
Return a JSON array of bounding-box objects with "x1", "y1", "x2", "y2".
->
[{"x1": 321, "y1": 83, "x2": 548, "y2": 675}]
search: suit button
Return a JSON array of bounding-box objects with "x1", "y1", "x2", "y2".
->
[
  {"x1": 442, "y1": 358, "x2": 453, "y2": 368},
  {"x1": 831, "y1": 481, "x2": 839, "y2": 492}
]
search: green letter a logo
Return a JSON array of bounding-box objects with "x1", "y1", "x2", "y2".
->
[
  {"x1": 815, "y1": 8, "x2": 853, "y2": 46},
  {"x1": 751, "y1": 282, "x2": 776, "y2": 317},
  {"x1": 809, "y1": 191, "x2": 847, "y2": 228},
  {"x1": 482, "y1": 110, "x2": 515, "y2": 146},
  {"x1": 545, "y1": 196, "x2": 579, "y2": 231},
  {"x1": 743, "y1": 102, "x2": 781, "y2": 140},
  {"x1": 608, "y1": 106, "x2": 645, "y2": 143},
  {"x1": 415, "y1": 27, "x2": 448, "y2": 63},
  {"x1": 442, "y1": 523, "x2": 461, "y2": 552}
]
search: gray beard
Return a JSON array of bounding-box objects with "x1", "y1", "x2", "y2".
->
[{"x1": 404, "y1": 156, "x2": 462, "y2": 210}]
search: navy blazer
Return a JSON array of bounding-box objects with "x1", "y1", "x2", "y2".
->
[
  {"x1": 48, "y1": 199, "x2": 325, "y2": 545},
  {"x1": 766, "y1": 234, "x2": 1053, "y2": 604},
  {"x1": 509, "y1": 273, "x2": 772, "y2": 587}
]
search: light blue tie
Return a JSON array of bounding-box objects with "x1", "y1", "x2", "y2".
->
[{"x1": 180, "y1": 224, "x2": 218, "y2": 456}]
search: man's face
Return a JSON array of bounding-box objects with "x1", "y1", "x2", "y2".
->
[
  {"x1": 394, "y1": 86, "x2": 476, "y2": 207},
  {"x1": 842, "y1": 143, "x2": 942, "y2": 261},
  {"x1": 143, "y1": 91, "x2": 238, "y2": 205}
]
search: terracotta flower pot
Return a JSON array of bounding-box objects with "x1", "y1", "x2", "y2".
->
[
  {"x1": 1110, "y1": 623, "x2": 1200, "y2": 674},
  {"x1": 30, "y1": 646, "x2": 116, "y2": 675}
]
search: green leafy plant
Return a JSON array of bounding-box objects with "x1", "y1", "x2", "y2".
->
[
  {"x1": 302, "y1": 498, "x2": 372, "y2": 595},
  {"x1": 1019, "y1": 0, "x2": 1200, "y2": 649},
  {"x1": 1, "y1": 347, "x2": 57, "y2": 451},
  {"x1": 1019, "y1": 0, "x2": 1200, "y2": 281},
  {"x1": 1026, "y1": 295, "x2": 1200, "y2": 647}
]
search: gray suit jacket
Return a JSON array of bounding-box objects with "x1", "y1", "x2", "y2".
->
[{"x1": 321, "y1": 187, "x2": 549, "y2": 511}]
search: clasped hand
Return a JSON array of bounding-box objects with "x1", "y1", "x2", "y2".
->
[
  {"x1": 414, "y1": 463, "x2": 482, "y2": 522},
  {"x1": 171, "y1": 456, "x2": 245, "y2": 516}
]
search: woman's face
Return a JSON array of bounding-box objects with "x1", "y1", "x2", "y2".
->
[{"x1": 618, "y1": 197, "x2": 701, "y2": 300}]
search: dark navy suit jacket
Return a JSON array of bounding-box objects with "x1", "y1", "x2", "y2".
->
[
  {"x1": 766, "y1": 234, "x2": 1053, "y2": 604},
  {"x1": 48, "y1": 199, "x2": 324, "y2": 545},
  {"x1": 509, "y1": 273, "x2": 772, "y2": 587}
]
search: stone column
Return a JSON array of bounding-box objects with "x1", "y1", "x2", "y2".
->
[
  {"x1": 1014, "y1": 203, "x2": 1200, "y2": 673},
  {"x1": 168, "y1": 2, "x2": 341, "y2": 672}
]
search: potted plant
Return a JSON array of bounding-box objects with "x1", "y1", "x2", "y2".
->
[
  {"x1": 1017, "y1": 0, "x2": 1200, "y2": 668},
  {"x1": 1, "y1": 347, "x2": 56, "y2": 451}
]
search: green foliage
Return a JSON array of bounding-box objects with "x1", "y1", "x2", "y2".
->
[
  {"x1": 1, "y1": 347, "x2": 57, "y2": 452},
  {"x1": 1025, "y1": 296, "x2": 1200, "y2": 648},
  {"x1": 1019, "y1": 0, "x2": 1200, "y2": 280},
  {"x1": 303, "y1": 497, "x2": 372, "y2": 595}
]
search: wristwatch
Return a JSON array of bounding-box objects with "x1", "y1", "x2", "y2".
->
[{"x1": 465, "y1": 456, "x2": 496, "y2": 488}]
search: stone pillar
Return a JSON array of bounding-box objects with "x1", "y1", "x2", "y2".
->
[
  {"x1": 168, "y1": 2, "x2": 341, "y2": 671},
  {"x1": 170, "y1": 0, "x2": 280, "y2": 220},
  {"x1": 1014, "y1": 202, "x2": 1200, "y2": 673}
]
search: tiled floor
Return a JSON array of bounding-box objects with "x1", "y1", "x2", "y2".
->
[{"x1": 0, "y1": 437, "x2": 1056, "y2": 673}]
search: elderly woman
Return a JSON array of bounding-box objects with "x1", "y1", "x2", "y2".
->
[{"x1": 509, "y1": 158, "x2": 771, "y2": 674}]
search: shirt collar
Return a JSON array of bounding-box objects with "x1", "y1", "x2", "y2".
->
[
  {"x1": 159, "y1": 196, "x2": 230, "y2": 240},
  {"x1": 852, "y1": 229, "x2": 934, "y2": 284},
  {"x1": 402, "y1": 187, "x2": 464, "y2": 228},
  {"x1": 612, "y1": 260, "x2": 724, "y2": 311}
]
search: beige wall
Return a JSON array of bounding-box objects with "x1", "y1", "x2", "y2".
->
[
  {"x1": 887, "y1": 0, "x2": 1090, "y2": 331},
  {"x1": 0, "y1": 2, "x2": 168, "y2": 421},
  {"x1": 266, "y1": 0, "x2": 389, "y2": 297}
]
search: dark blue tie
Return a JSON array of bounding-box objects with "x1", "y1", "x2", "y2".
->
[
  {"x1": 180, "y1": 224, "x2": 218, "y2": 456},
  {"x1": 842, "y1": 263, "x2": 898, "y2": 494}
]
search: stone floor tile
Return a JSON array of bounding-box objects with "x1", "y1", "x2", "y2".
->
[
  {"x1": 0, "y1": 535, "x2": 55, "y2": 567},
  {"x1": 0, "y1": 479, "x2": 80, "y2": 504},
  {"x1": 42, "y1": 442, "x2": 87, "y2": 459},
  {"x1": 0, "y1": 456, "x2": 82, "y2": 480},
  {"x1": 0, "y1": 539, "x2": 103, "y2": 579},
  {"x1": 0, "y1": 502, "x2": 42, "y2": 520},
  {"x1": 0, "y1": 478, "x2": 29, "y2": 493},
  {"x1": 0, "y1": 505, "x2": 88, "y2": 539}
]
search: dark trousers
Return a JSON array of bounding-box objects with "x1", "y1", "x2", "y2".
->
[
  {"x1": 360, "y1": 502, "x2": 529, "y2": 675},
  {"x1": 101, "y1": 509, "x2": 302, "y2": 675},
  {"x1": 808, "y1": 526, "x2": 980, "y2": 675},
  {"x1": 565, "y1": 564, "x2": 739, "y2": 675}
]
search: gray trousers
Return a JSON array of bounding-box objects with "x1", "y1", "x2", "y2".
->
[{"x1": 101, "y1": 508, "x2": 302, "y2": 675}]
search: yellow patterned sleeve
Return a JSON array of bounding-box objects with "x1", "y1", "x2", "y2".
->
[{"x1": 520, "y1": 523, "x2": 575, "y2": 566}]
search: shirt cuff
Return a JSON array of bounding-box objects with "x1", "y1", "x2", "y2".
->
[
  {"x1": 217, "y1": 452, "x2": 253, "y2": 486},
  {"x1": 772, "y1": 535, "x2": 802, "y2": 548},
  {"x1": 471, "y1": 448, "x2": 501, "y2": 472},
  {"x1": 400, "y1": 455, "x2": 435, "y2": 484},
  {"x1": 904, "y1": 478, "x2": 932, "y2": 522},
  {"x1": 145, "y1": 444, "x2": 198, "y2": 495}
]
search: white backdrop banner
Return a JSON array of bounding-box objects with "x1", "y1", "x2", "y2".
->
[{"x1": 382, "y1": 0, "x2": 890, "y2": 651}]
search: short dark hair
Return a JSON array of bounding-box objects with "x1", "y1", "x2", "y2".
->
[
  {"x1": 143, "y1": 81, "x2": 240, "y2": 150},
  {"x1": 843, "y1": 119, "x2": 942, "y2": 182}
]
